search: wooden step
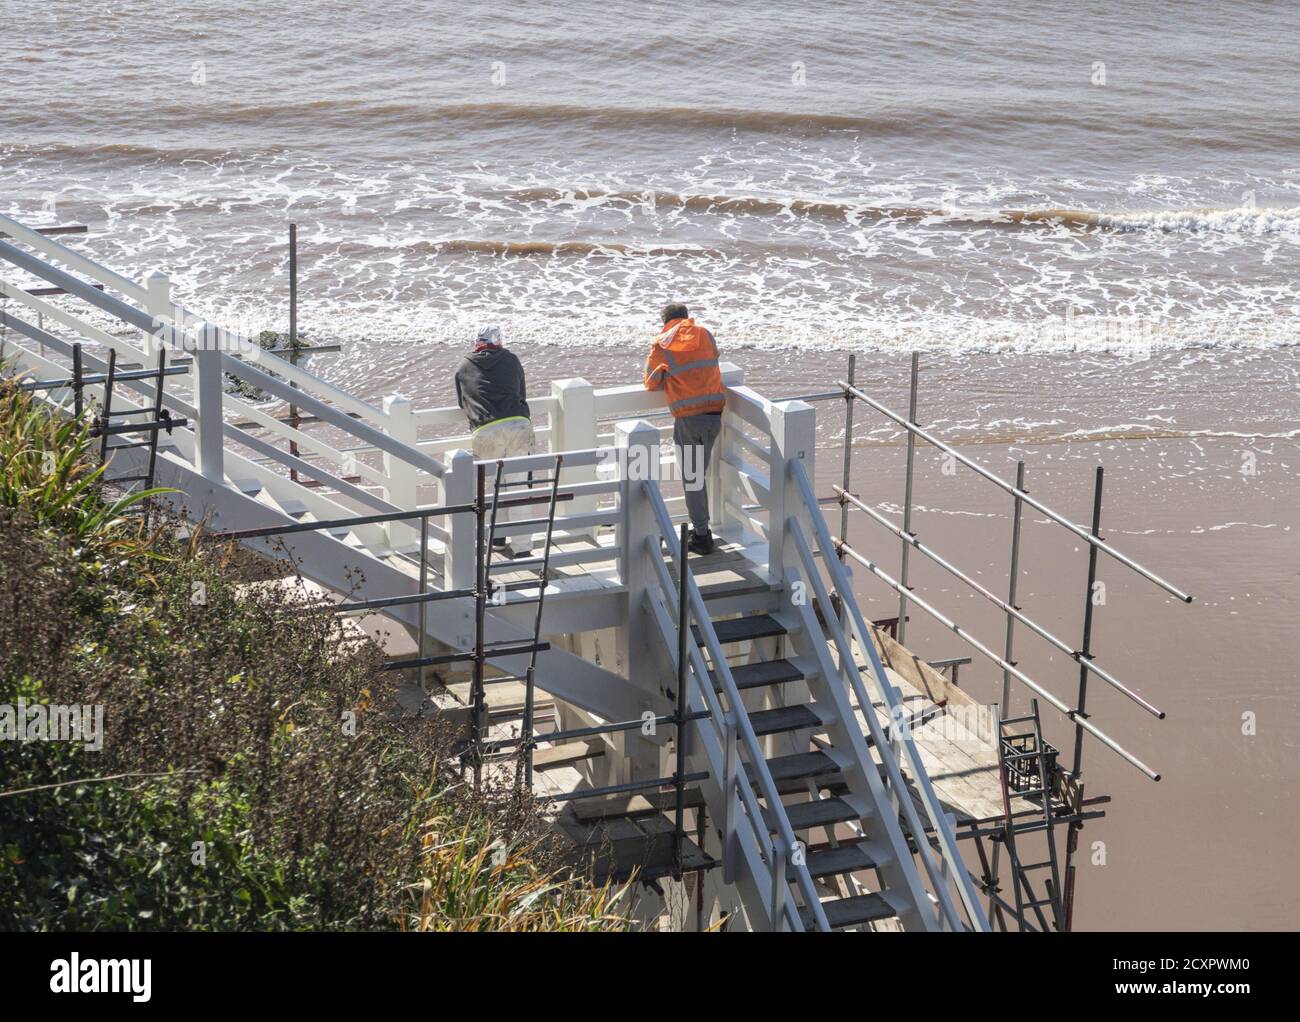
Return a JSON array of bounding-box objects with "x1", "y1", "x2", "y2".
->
[
  {"x1": 795, "y1": 842, "x2": 882, "y2": 881},
  {"x1": 709, "y1": 659, "x2": 804, "y2": 691},
  {"x1": 765, "y1": 796, "x2": 858, "y2": 832},
  {"x1": 559, "y1": 811, "x2": 714, "y2": 884},
  {"x1": 571, "y1": 787, "x2": 707, "y2": 821},
  {"x1": 800, "y1": 892, "x2": 897, "y2": 930},
  {"x1": 759, "y1": 750, "x2": 840, "y2": 783},
  {"x1": 532, "y1": 739, "x2": 605, "y2": 772},
  {"x1": 694, "y1": 614, "x2": 785, "y2": 646},
  {"x1": 276, "y1": 497, "x2": 308, "y2": 518},
  {"x1": 775, "y1": 773, "x2": 847, "y2": 797},
  {"x1": 748, "y1": 704, "x2": 822, "y2": 737},
  {"x1": 447, "y1": 680, "x2": 554, "y2": 716}
]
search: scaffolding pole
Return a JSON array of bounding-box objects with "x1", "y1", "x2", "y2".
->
[
  {"x1": 896, "y1": 352, "x2": 919, "y2": 644},
  {"x1": 837, "y1": 352, "x2": 856, "y2": 559},
  {"x1": 1002, "y1": 460, "x2": 1026, "y2": 714}
]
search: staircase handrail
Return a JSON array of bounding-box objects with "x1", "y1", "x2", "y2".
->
[
  {"x1": 790, "y1": 457, "x2": 990, "y2": 931},
  {"x1": 644, "y1": 479, "x2": 831, "y2": 931}
]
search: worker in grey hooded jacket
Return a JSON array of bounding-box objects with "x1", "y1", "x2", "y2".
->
[{"x1": 454, "y1": 325, "x2": 535, "y2": 556}]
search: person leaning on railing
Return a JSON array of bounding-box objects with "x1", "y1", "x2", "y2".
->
[
  {"x1": 644, "y1": 302, "x2": 726, "y2": 555},
  {"x1": 454, "y1": 325, "x2": 535, "y2": 557}
]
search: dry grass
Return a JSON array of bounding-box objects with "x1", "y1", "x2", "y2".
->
[{"x1": 398, "y1": 773, "x2": 635, "y2": 933}]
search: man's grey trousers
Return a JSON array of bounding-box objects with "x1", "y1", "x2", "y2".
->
[{"x1": 673, "y1": 412, "x2": 722, "y2": 533}]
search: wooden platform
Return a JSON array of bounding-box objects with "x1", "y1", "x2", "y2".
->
[
  {"x1": 667, "y1": 538, "x2": 775, "y2": 600},
  {"x1": 848, "y1": 625, "x2": 1008, "y2": 823},
  {"x1": 482, "y1": 532, "x2": 771, "y2": 604},
  {"x1": 485, "y1": 533, "x2": 620, "y2": 596}
]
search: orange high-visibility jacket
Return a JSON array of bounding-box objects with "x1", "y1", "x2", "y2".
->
[{"x1": 643, "y1": 318, "x2": 726, "y2": 418}]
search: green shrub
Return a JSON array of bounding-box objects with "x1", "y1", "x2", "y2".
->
[{"x1": 0, "y1": 376, "x2": 166, "y2": 544}]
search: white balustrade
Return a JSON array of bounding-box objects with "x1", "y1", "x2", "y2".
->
[{"x1": 1, "y1": 214, "x2": 791, "y2": 595}]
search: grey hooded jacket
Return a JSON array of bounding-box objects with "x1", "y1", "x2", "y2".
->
[{"x1": 454, "y1": 346, "x2": 531, "y2": 431}]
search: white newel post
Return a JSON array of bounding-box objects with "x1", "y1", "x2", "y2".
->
[
  {"x1": 613, "y1": 418, "x2": 664, "y2": 783},
  {"x1": 768, "y1": 399, "x2": 816, "y2": 586},
  {"x1": 713, "y1": 362, "x2": 743, "y2": 542},
  {"x1": 443, "y1": 449, "x2": 476, "y2": 594},
  {"x1": 144, "y1": 271, "x2": 172, "y2": 361},
  {"x1": 145, "y1": 271, "x2": 222, "y2": 482},
  {"x1": 191, "y1": 332, "x2": 225, "y2": 484},
  {"x1": 551, "y1": 378, "x2": 597, "y2": 539},
  {"x1": 615, "y1": 419, "x2": 659, "y2": 593},
  {"x1": 382, "y1": 394, "x2": 418, "y2": 548}
]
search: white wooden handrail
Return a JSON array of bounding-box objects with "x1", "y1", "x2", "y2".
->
[
  {"x1": 644, "y1": 480, "x2": 830, "y2": 931},
  {"x1": 643, "y1": 537, "x2": 803, "y2": 931},
  {"x1": 789, "y1": 457, "x2": 991, "y2": 931},
  {"x1": 0, "y1": 235, "x2": 445, "y2": 479},
  {"x1": 786, "y1": 517, "x2": 959, "y2": 930},
  {"x1": 224, "y1": 393, "x2": 392, "y2": 491},
  {"x1": 0, "y1": 212, "x2": 149, "y2": 303},
  {"x1": 0, "y1": 280, "x2": 160, "y2": 369},
  {"x1": 220, "y1": 355, "x2": 446, "y2": 480},
  {"x1": 413, "y1": 394, "x2": 558, "y2": 428}
]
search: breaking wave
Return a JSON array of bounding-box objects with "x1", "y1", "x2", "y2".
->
[
  {"x1": 425, "y1": 238, "x2": 724, "y2": 257},
  {"x1": 494, "y1": 187, "x2": 1300, "y2": 235}
]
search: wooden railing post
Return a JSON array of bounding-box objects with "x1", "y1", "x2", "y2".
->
[
  {"x1": 190, "y1": 324, "x2": 225, "y2": 484},
  {"x1": 551, "y1": 378, "x2": 597, "y2": 539},
  {"x1": 615, "y1": 419, "x2": 659, "y2": 592},
  {"x1": 444, "y1": 449, "x2": 476, "y2": 597},
  {"x1": 382, "y1": 394, "x2": 418, "y2": 548},
  {"x1": 143, "y1": 271, "x2": 172, "y2": 362},
  {"x1": 613, "y1": 418, "x2": 663, "y2": 784},
  {"x1": 767, "y1": 399, "x2": 816, "y2": 586},
  {"x1": 721, "y1": 710, "x2": 738, "y2": 885},
  {"x1": 713, "y1": 361, "x2": 743, "y2": 542},
  {"x1": 145, "y1": 270, "x2": 221, "y2": 482}
]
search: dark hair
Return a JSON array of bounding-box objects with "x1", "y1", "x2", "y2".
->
[{"x1": 661, "y1": 302, "x2": 689, "y2": 324}]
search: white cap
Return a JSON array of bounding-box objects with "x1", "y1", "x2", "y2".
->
[{"x1": 476, "y1": 325, "x2": 503, "y2": 346}]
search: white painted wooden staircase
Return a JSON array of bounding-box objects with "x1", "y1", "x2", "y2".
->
[
  {"x1": 636, "y1": 452, "x2": 988, "y2": 931},
  {"x1": 0, "y1": 214, "x2": 989, "y2": 932}
]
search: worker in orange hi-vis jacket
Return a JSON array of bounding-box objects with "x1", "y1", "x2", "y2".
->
[{"x1": 644, "y1": 302, "x2": 726, "y2": 555}]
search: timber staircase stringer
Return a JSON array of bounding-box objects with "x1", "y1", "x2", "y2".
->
[
  {"x1": 643, "y1": 587, "x2": 798, "y2": 931},
  {"x1": 778, "y1": 571, "x2": 937, "y2": 930}
]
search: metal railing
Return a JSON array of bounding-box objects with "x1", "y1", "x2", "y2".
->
[
  {"x1": 528, "y1": 522, "x2": 712, "y2": 885},
  {"x1": 835, "y1": 361, "x2": 1191, "y2": 603},
  {"x1": 832, "y1": 484, "x2": 1165, "y2": 721},
  {"x1": 212, "y1": 460, "x2": 598, "y2": 792},
  {"x1": 810, "y1": 354, "x2": 1191, "y2": 784},
  {"x1": 213, "y1": 454, "x2": 716, "y2": 883}
]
